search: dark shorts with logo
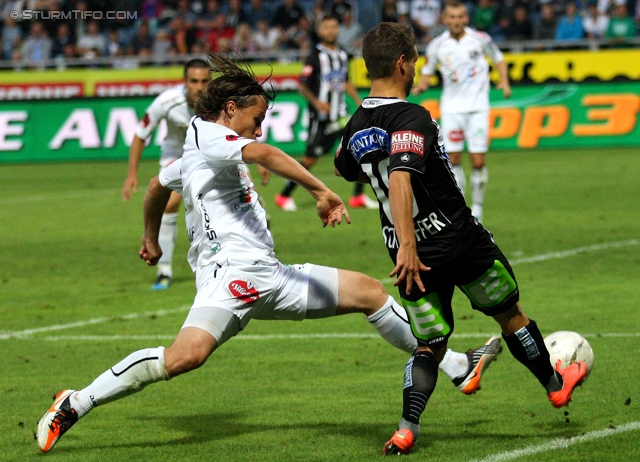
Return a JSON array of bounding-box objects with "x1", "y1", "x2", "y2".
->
[
  {"x1": 398, "y1": 229, "x2": 519, "y2": 348},
  {"x1": 305, "y1": 119, "x2": 345, "y2": 158}
]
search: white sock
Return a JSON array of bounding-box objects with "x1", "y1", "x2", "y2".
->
[
  {"x1": 158, "y1": 213, "x2": 178, "y2": 276},
  {"x1": 471, "y1": 166, "x2": 488, "y2": 212},
  {"x1": 438, "y1": 349, "x2": 469, "y2": 380},
  {"x1": 367, "y1": 296, "x2": 417, "y2": 354},
  {"x1": 451, "y1": 164, "x2": 466, "y2": 197},
  {"x1": 71, "y1": 347, "x2": 170, "y2": 418}
]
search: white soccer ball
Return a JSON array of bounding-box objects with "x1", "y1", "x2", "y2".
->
[{"x1": 544, "y1": 331, "x2": 594, "y2": 377}]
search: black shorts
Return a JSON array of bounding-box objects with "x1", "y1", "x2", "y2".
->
[
  {"x1": 398, "y1": 229, "x2": 519, "y2": 348},
  {"x1": 305, "y1": 119, "x2": 345, "y2": 158}
]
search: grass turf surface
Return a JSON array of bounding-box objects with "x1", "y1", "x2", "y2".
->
[{"x1": 1, "y1": 147, "x2": 639, "y2": 461}]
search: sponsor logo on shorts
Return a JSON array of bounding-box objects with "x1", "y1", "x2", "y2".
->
[
  {"x1": 227, "y1": 278, "x2": 260, "y2": 303},
  {"x1": 448, "y1": 130, "x2": 464, "y2": 142},
  {"x1": 391, "y1": 131, "x2": 424, "y2": 156}
]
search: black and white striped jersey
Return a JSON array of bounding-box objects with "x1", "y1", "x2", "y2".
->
[
  {"x1": 335, "y1": 97, "x2": 479, "y2": 265},
  {"x1": 300, "y1": 43, "x2": 350, "y2": 122}
]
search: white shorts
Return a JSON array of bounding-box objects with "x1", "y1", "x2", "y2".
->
[
  {"x1": 159, "y1": 156, "x2": 181, "y2": 170},
  {"x1": 182, "y1": 262, "x2": 339, "y2": 346},
  {"x1": 441, "y1": 111, "x2": 489, "y2": 154}
]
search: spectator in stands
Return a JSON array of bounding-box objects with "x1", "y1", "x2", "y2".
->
[
  {"x1": 141, "y1": 0, "x2": 163, "y2": 30},
  {"x1": 152, "y1": 28, "x2": 173, "y2": 58},
  {"x1": 425, "y1": 10, "x2": 447, "y2": 42},
  {"x1": 196, "y1": 0, "x2": 223, "y2": 33},
  {"x1": 254, "y1": 18, "x2": 282, "y2": 55},
  {"x1": 505, "y1": 4, "x2": 533, "y2": 40},
  {"x1": 51, "y1": 22, "x2": 73, "y2": 59},
  {"x1": 77, "y1": 20, "x2": 107, "y2": 58},
  {"x1": 583, "y1": 1, "x2": 609, "y2": 38},
  {"x1": 555, "y1": 1, "x2": 584, "y2": 41},
  {"x1": 129, "y1": 21, "x2": 154, "y2": 55},
  {"x1": 273, "y1": 0, "x2": 306, "y2": 38},
  {"x1": 21, "y1": 20, "x2": 53, "y2": 66},
  {"x1": 173, "y1": 0, "x2": 197, "y2": 31},
  {"x1": 284, "y1": 14, "x2": 314, "y2": 51},
  {"x1": 243, "y1": 0, "x2": 273, "y2": 29},
  {"x1": 225, "y1": 0, "x2": 250, "y2": 29},
  {"x1": 330, "y1": 0, "x2": 355, "y2": 23},
  {"x1": 309, "y1": 0, "x2": 329, "y2": 26},
  {"x1": 105, "y1": 28, "x2": 124, "y2": 57},
  {"x1": 231, "y1": 22, "x2": 258, "y2": 54},
  {"x1": 533, "y1": 3, "x2": 557, "y2": 40},
  {"x1": 170, "y1": 15, "x2": 197, "y2": 54},
  {"x1": 380, "y1": 0, "x2": 399, "y2": 23},
  {"x1": 410, "y1": 0, "x2": 442, "y2": 42},
  {"x1": 337, "y1": 10, "x2": 363, "y2": 53},
  {"x1": 606, "y1": 4, "x2": 637, "y2": 44},
  {"x1": 2, "y1": 16, "x2": 23, "y2": 60},
  {"x1": 473, "y1": 0, "x2": 497, "y2": 32},
  {"x1": 203, "y1": 13, "x2": 235, "y2": 52}
]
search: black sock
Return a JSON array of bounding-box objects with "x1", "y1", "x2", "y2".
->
[
  {"x1": 503, "y1": 319, "x2": 557, "y2": 388},
  {"x1": 280, "y1": 180, "x2": 297, "y2": 197},
  {"x1": 402, "y1": 352, "x2": 439, "y2": 425},
  {"x1": 353, "y1": 182, "x2": 364, "y2": 196}
]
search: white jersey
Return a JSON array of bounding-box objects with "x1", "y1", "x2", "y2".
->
[
  {"x1": 422, "y1": 27, "x2": 504, "y2": 114},
  {"x1": 135, "y1": 85, "x2": 194, "y2": 162},
  {"x1": 159, "y1": 117, "x2": 276, "y2": 272}
]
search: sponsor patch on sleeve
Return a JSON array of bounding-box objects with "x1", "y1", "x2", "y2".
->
[
  {"x1": 141, "y1": 112, "x2": 150, "y2": 127},
  {"x1": 226, "y1": 134, "x2": 247, "y2": 141},
  {"x1": 301, "y1": 64, "x2": 313, "y2": 77},
  {"x1": 390, "y1": 130, "x2": 424, "y2": 156}
]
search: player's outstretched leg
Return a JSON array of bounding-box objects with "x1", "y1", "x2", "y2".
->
[
  {"x1": 35, "y1": 390, "x2": 78, "y2": 452},
  {"x1": 450, "y1": 335, "x2": 502, "y2": 394},
  {"x1": 547, "y1": 359, "x2": 588, "y2": 408}
]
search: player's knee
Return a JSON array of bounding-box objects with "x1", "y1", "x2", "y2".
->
[
  {"x1": 165, "y1": 344, "x2": 210, "y2": 376},
  {"x1": 493, "y1": 303, "x2": 529, "y2": 334},
  {"x1": 361, "y1": 277, "x2": 388, "y2": 314}
]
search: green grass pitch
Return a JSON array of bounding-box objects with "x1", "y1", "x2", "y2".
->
[{"x1": 1, "y1": 147, "x2": 639, "y2": 461}]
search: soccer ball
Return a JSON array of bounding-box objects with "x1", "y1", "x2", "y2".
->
[{"x1": 544, "y1": 331, "x2": 594, "y2": 377}]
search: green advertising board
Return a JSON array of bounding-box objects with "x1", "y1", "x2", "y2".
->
[{"x1": 0, "y1": 82, "x2": 638, "y2": 164}]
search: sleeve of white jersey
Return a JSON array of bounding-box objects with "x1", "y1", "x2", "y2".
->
[
  {"x1": 158, "y1": 158, "x2": 183, "y2": 195},
  {"x1": 203, "y1": 134, "x2": 255, "y2": 167},
  {"x1": 135, "y1": 94, "x2": 165, "y2": 141},
  {"x1": 421, "y1": 41, "x2": 438, "y2": 76},
  {"x1": 482, "y1": 32, "x2": 504, "y2": 64}
]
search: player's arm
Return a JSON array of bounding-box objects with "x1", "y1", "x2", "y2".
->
[
  {"x1": 388, "y1": 170, "x2": 429, "y2": 295},
  {"x1": 140, "y1": 159, "x2": 182, "y2": 265},
  {"x1": 123, "y1": 97, "x2": 164, "y2": 200},
  {"x1": 242, "y1": 142, "x2": 350, "y2": 227},
  {"x1": 345, "y1": 81, "x2": 362, "y2": 106},
  {"x1": 299, "y1": 82, "x2": 331, "y2": 114},
  {"x1": 413, "y1": 44, "x2": 436, "y2": 96},
  {"x1": 122, "y1": 135, "x2": 146, "y2": 200},
  {"x1": 140, "y1": 175, "x2": 172, "y2": 266},
  {"x1": 494, "y1": 59, "x2": 511, "y2": 98}
]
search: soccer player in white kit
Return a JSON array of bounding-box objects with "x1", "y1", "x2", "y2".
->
[
  {"x1": 35, "y1": 55, "x2": 427, "y2": 453},
  {"x1": 412, "y1": 1, "x2": 511, "y2": 223},
  {"x1": 122, "y1": 59, "x2": 211, "y2": 290}
]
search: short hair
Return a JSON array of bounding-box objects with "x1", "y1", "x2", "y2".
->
[
  {"x1": 195, "y1": 54, "x2": 275, "y2": 121},
  {"x1": 362, "y1": 22, "x2": 416, "y2": 80},
  {"x1": 183, "y1": 58, "x2": 209, "y2": 77},
  {"x1": 320, "y1": 14, "x2": 340, "y2": 24},
  {"x1": 444, "y1": 1, "x2": 466, "y2": 12}
]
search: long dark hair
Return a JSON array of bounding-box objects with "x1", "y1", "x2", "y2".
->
[{"x1": 195, "y1": 54, "x2": 276, "y2": 121}]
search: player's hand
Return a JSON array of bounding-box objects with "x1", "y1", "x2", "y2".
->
[
  {"x1": 412, "y1": 83, "x2": 428, "y2": 96},
  {"x1": 497, "y1": 81, "x2": 511, "y2": 99},
  {"x1": 122, "y1": 176, "x2": 138, "y2": 201},
  {"x1": 389, "y1": 245, "x2": 430, "y2": 295},
  {"x1": 140, "y1": 235, "x2": 162, "y2": 266},
  {"x1": 257, "y1": 164, "x2": 270, "y2": 186},
  {"x1": 315, "y1": 101, "x2": 331, "y2": 114},
  {"x1": 316, "y1": 190, "x2": 351, "y2": 228}
]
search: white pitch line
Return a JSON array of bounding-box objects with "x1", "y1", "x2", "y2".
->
[
  {"x1": 380, "y1": 239, "x2": 639, "y2": 284},
  {"x1": 471, "y1": 421, "x2": 640, "y2": 462},
  {"x1": 0, "y1": 306, "x2": 189, "y2": 340},
  {"x1": 5, "y1": 188, "x2": 121, "y2": 205}
]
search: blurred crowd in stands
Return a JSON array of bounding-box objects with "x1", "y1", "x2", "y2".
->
[{"x1": 1, "y1": 0, "x2": 639, "y2": 68}]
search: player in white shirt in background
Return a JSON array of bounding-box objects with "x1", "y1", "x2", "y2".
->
[
  {"x1": 412, "y1": 1, "x2": 511, "y2": 223},
  {"x1": 122, "y1": 59, "x2": 211, "y2": 290}
]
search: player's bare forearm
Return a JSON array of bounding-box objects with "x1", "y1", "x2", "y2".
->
[
  {"x1": 299, "y1": 83, "x2": 330, "y2": 113},
  {"x1": 495, "y1": 60, "x2": 511, "y2": 98},
  {"x1": 123, "y1": 135, "x2": 146, "y2": 200},
  {"x1": 141, "y1": 175, "x2": 172, "y2": 265},
  {"x1": 388, "y1": 171, "x2": 429, "y2": 294},
  {"x1": 412, "y1": 74, "x2": 431, "y2": 96},
  {"x1": 346, "y1": 81, "x2": 362, "y2": 106}
]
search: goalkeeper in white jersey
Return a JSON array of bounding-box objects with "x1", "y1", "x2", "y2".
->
[{"x1": 412, "y1": 1, "x2": 511, "y2": 223}]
